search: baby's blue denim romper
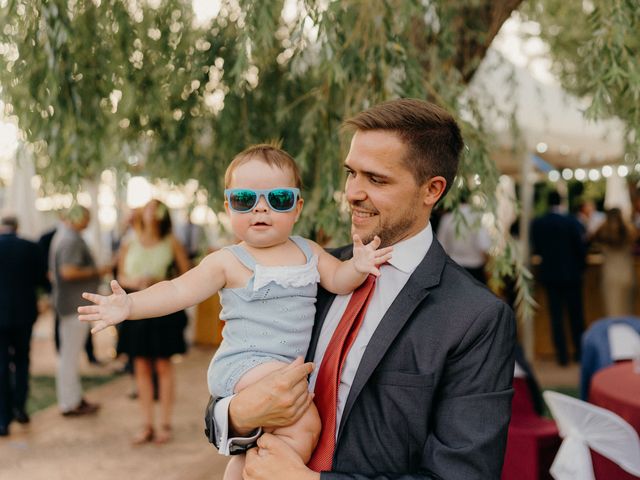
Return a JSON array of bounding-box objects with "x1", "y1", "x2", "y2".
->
[{"x1": 207, "y1": 236, "x2": 319, "y2": 397}]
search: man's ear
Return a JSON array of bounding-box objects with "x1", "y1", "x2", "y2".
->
[
  {"x1": 421, "y1": 176, "x2": 447, "y2": 208},
  {"x1": 224, "y1": 201, "x2": 230, "y2": 215},
  {"x1": 294, "y1": 198, "x2": 304, "y2": 222}
]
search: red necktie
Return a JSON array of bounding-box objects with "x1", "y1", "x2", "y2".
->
[{"x1": 308, "y1": 274, "x2": 378, "y2": 472}]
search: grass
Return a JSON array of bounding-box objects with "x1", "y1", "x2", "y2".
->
[{"x1": 27, "y1": 375, "x2": 117, "y2": 415}]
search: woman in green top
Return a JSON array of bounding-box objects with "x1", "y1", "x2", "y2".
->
[{"x1": 116, "y1": 199, "x2": 191, "y2": 444}]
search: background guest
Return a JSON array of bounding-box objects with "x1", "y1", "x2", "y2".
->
[
  {"x1": 115, "y1": 199, "x2": 190, "y2": 444},
  {"x1": 0, "y1": 214, "x2": 47, "y2": 436},
  {"x1": 437, "y1": 193, "x2": 492, "y2": 284},
  {"x1": 591, "y1": 207, "x2": 637, "y2": 316},
  {"x1": 531, "y1": 190, "x2": 587, "y2": 366},
  {"x1": 576, "y1": 198, "x2": 606, "y2": 237},
  {"x1": 39, "y1": 222, "x2": 100, "y2": 365},
  {"x1": 50, "y1": 205, "x2": 110, "y2": 416}
]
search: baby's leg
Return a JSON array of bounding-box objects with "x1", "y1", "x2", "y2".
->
[
  {"x1": 222, "y1": 454, "x2": 245, "y2": 480},
  {"x1": 235, "y1": 361, "x2": 321, "y2": 462},
  {"x1": 270, "y1": 399, "x2": 321, "y2": 463}
]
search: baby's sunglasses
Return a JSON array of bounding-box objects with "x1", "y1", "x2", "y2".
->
[{"x1": 224, "y1": 188, "x2": 300, "y2": 213}]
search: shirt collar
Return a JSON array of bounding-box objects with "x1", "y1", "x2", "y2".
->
[{"x1": 386, "y1": 223, "x2": 433, "y2": 274}]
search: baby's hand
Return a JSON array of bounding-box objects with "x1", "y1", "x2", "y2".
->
[
  {"x1": 78, "y1": 280, "x2": 132, "y2": 334},
  {"x1": 352, "y1": 234, "x2": 393, "y2": 277}
]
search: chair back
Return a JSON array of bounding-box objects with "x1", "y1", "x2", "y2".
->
[
  {"x1": 543, "y1": 391, "x2": 640, "y2": 480},
  {"x1": 580, "y1": 316, "x2": 640, "y2": 399},
  {"x1": 608, "y1": 323, "x2": 640, "y2": 361}
]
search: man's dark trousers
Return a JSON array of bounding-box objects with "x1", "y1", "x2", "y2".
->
[
  {"x1": 544, "y1": 281, "x2": 584, "y2": 365},
  {"x1": 0, "y1": 324, "x2": 33, "y2": 426}
]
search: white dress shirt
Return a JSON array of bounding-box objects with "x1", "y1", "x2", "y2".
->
[{"x1": 214, "y1": 223, "x2": 434, "y2": 454}]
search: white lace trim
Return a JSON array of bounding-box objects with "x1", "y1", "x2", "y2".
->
[{"x1": 253, "y1": 255, "x2": 320, "y2": 291}]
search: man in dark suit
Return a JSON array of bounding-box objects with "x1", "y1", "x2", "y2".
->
[
  {"x1": 531, "y1": 190, "x2": 587, "y2": 366},
  {"x1": 208, "y1": 99, "x2": 516, "y2": 479},
  {"x1": 0, "y1": 215, "x2": 47, "y2": 436}
]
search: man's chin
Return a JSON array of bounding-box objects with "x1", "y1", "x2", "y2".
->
[{"x1": 351, "y1": 227, "x2": 378, "y2": 246}]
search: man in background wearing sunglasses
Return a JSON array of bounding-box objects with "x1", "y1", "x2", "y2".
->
[{"x1": 210, "y1": 98, "x2": 516, "y2": 480}]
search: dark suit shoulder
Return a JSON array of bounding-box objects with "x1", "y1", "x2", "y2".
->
[
  {"x1": 417, "y1": 256, "x2": 513, "y2": 352},
  {"x1": 440, "y1": 256, "x2": 505, "y2": 309}
]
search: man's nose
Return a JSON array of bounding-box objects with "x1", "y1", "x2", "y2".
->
[
  {"x1": 345, "y1": 178, "x2": 366, "y2": 203},
  {"x1": 254, "y1": 195, "x2": 269, "y2": 212}
]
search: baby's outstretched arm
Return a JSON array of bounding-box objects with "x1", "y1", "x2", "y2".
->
[
  {"x1": 312, "y1": 234, "x2": 392, "y2": 295},
  {"x1": 78, "y1": 250, "x2": 229, "y2": 333}
]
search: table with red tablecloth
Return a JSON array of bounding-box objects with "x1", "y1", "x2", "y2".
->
[
  {"x1": 501, "y1": 378, "x2": 560, "y2": 480},
  {"x1": 589, "y1": 361, "x2": 640, "y2": 480}
]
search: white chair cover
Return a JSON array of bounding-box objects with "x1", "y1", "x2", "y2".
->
[
  {"x1": 543, "y1": 390, "x2": 640, "y2": 479},
  {"x1": 608, "y1": 323, "x2": 640, "y2": 361}
]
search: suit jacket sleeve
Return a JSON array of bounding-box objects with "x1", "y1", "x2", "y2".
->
[{"x1": 322, "y1": 300, "x2": 516, "y2": 480}]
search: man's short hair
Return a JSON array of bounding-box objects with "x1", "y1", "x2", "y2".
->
[
  {"x1": 63, "y1": 205, "x2": 89, "y2": 223},
  {"x1": 343, "y1": 98, "x2": 463, "y2": 197},
  {"x1": 547, "y1": 190, "x2": 561, "y2": 207},
  {"x1": 224, "y1": 143, "x2": 302, "y2": 189},
  {"x1": 0, "y1": 214, "x2": 18, "y2": 231}
]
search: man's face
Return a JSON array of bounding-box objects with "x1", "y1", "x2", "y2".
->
[{"x1": 344, "y1": 130, "x2": 430, "y2": 248}]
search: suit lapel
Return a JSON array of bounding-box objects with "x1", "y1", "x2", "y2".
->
[{"x1": 337, "y1": 239, "x2": 447, "y2": 442}]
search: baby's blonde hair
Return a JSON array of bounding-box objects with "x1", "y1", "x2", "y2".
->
[{"x1": 224, "y1": 143, "x2": 302, "y2": 189}]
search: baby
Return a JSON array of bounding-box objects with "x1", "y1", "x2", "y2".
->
[{"x1": 79, "y1": 144, "x2": 391, "y2": 479}]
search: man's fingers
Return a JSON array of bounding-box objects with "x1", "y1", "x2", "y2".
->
[
  {"x1": 285, "y1": 356, "x2": 304, "y2": 369},
  {"x1": 291, "y1": 391, "x2": 313, "y2": 421},
  {"x1": 111, "y1": 279, "x2": 126, "y2": 295},
  {"x1": 281, "y1": 359, "x2": 314, "y2": 386},
  {"x1": 352, "y1": 234, "x2": 363, "y2": 247},
  {"x1": 370, "y1": 266, "x2": 381, "y2": 277},
  {"x1": 82, "y1": 292, "x2": 103, "y2": 304}
]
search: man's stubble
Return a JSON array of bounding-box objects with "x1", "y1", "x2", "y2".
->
[{"x1": 355, "y1": 200, "x2": 421, "y2": 249}]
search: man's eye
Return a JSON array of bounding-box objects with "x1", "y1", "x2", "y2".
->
[
  {"x1": 345, "y1": 169, "x2": 355, "y2": 177},
  {"x1": 370, "y1": 177, "x2": 384, "y2": 184}
]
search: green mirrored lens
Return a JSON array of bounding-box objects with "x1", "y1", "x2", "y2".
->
[
  {"x1": 268, "y1": 189, "x2": 295, "y2": 211},
  {"x1": 230, "y1": 190, "x2": 257, "y2": 211}
]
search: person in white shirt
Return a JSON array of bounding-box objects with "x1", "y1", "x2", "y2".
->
[{"x1": 436, "y1": 198, "x2": 491, "y2": 284}]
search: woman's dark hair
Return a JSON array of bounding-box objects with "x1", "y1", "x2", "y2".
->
[
  {"x1": 595, "y1": 208, "x2": 631, "y2": 247},
  {"x1": 149, "y1": 200, "x2": 172, "y2": 238}
]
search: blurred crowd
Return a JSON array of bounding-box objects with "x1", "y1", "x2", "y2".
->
[
  {"x1": 435, "y1": 188, "x2": 640, "y2": 367},
  {"x1": 0, "y1": 200, "x2": 211, "y2": 439},
  {"x1": 2, "y1": 189, "x2": 640, "y2": 440}
]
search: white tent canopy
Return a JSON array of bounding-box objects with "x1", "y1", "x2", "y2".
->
[{"x1": 466, "y1": 48, "x2": 625, "y2": 172}]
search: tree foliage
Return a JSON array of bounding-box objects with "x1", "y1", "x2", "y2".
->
[
  {"x1": 0, "y1": 0, "x2": 523, "y2": 239},
  {"x1": 3, "y1": 0, "x2": 638, "y2": 322},
  {"x1": 523, "y1": 0, "x2": 640, "y2": 157}
]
